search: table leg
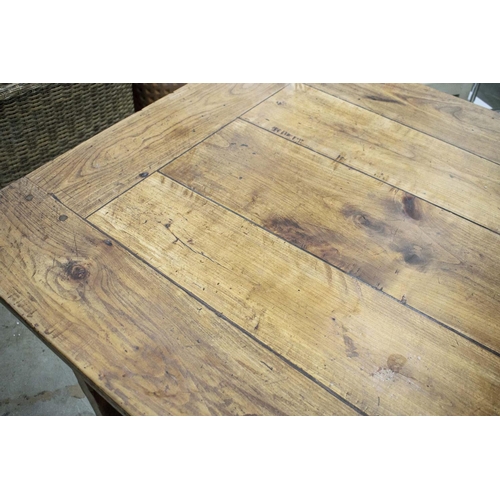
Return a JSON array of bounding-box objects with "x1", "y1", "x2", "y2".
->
[{"x1": 74, "y1": 371, "x2": 122, "y2": 416}]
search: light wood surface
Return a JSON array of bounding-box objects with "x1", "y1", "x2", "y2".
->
[
  {"x1": 160, "y1": 119, "x2": 500, "y2": 354},
  {"x1": 0, "y1": 178, "x2": 355, "y2": 416},
  {"x1": 90, "y1": 173, "x2": 500, "y2": 415},
  {"x1": 309, "y1": 83, "x2": 500, "y2": 165},
  {"x1": 2, "y1": 83, "x2": 500, "y2": 415},
  {"x1": 29, "y1": 83, "x2": 285, "y2": 217},
  {"x1": 243, "y1": 84, "x2": 500, "y2": 233}
]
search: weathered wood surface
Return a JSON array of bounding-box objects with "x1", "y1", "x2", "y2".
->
[
  {"x1": 309, "y1": 83, "x2": 500, "y2": 165},
  {"x1": 90, "y1": 173, "x2": 500, "y2": 415},
  {"x1": 3, "y1": 83, "x2": 500, "y2": 416},
  {"x1": 28, "y1": 83, "x2": 285, "y2": 218},
  {"x1": 0, "y1": 178, "x2": 355, "y2": 416},
  {"x1": 160, "y1": 119, "x2": 500, "y2": 354},
  {"x1": 242, "y1": 84, "x2": 500, "y2": 233}
]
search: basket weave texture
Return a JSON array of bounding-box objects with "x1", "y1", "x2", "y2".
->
[
  {"x1": 132, "y1": 83, "x2": 186, "y2": 111},
  {"x1": 0, "y1": 83, "x2": 134, "y2": 189}
]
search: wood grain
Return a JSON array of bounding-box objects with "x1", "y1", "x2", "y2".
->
[
  {"x1": 90, "y1": 173, "x2": 500, "y2": 415},
  {"x1": 28, "y1": 83, "x2": 285, "y2": 218},
  {"x1": 0, "y1": 178, "x2": 355, "y2": 416},
  {"x1": 160, "y1": 119, "x2": 500, "y2": 354},
  {"x1": 309, "y1": 83, "x2": 500, "y2": 165},
  {"x1": 242, "y1": 84, "x2": 500, "y2": 233}
]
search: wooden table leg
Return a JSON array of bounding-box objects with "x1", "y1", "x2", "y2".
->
[{"x1": 74, "y1": 371, "x2": 123, "y2": 416}]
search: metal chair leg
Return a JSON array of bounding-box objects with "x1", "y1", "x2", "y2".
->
[{"x1": 469, "y1": 83, "x2": 480, "y2": 102}]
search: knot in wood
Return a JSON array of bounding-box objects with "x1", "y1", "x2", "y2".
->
[{"x1": 64, "y1": 261, "x2": 88, "y2": 281}]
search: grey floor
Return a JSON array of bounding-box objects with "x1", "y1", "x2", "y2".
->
[
  {"x1": 1, "y1": 83, "x2": 498, "y2": 417},
  {"x1": 0, "y1": 302, "x2": 95, "y2": 416}
]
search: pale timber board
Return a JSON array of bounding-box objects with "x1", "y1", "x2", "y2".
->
[
  {"x1": 90, "y1": 174, "x2": 500, "y2": 415},
  {"x1": 309, "y1": 83, "x2": 500, "y2": 165},
  {"x1": 0, "y1": 178, "x2": 355, "y2": 416},
  {"x1": 28, "y1": 83, "x2": 285, "y2": 217},
  {"x1": 160, "y1": 119, "x2": 500, "y2": 354},
  {"x1": 242, "y1": 84, "x2": 500, "y2": 234}
]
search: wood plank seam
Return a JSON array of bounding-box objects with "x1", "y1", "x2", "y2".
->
[
  {"x1": 82, "y1": 215, "x2": 366, "y2": 416},
  {"x1": 2, "y1": 177, "x2": 359, "y2": 415},
  {"x1": 20, "y1": 182, "x2": 364, "y2": 416},
  {"x1": 80, "y1": 85, "x2": 289, "y2": 220},
  {"x1": 239, "y1": 116, "x2": 500, "y2": 238},
  {"x1": 157, "y1": 118, "x2": 500, "y2": 353},
  {"x1": 24, "y1": 84, "x2": 287, "y2": 216},
  {"x1": 156, "y1": 169, "x2": 500, "y2": 359},
  {"x1": 306, "y1": 83, "x2": 500, "y2": 167},
  {"x1": 90, "y1": 173, "x2": 500, "y2": 414},
  {"x1": 82, "y1": 84, "x2": 290, "y2": 220},
  {"x1": 5, "y1": 84, "x2": 498, "y2": 416}
]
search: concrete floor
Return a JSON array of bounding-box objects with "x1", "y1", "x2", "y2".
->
[
  {"x1": 1, "y1": 83, "x2": 498, "y2": 417},
  {"x1": 0, "y1": 302, "x2": 95, "y2": 416}
]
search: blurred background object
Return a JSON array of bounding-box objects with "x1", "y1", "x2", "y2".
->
[
  {"x1": 132, "y1": 83, "x2": 186, "y2": 111},
  {"x1": 426, "y1": 83, "x2": 475, "y2": 100},
  {"x1": 0, "y1": 83, "x2": 134, "y2": 189},
  {"x1": 473, "y1": 83, "x2": 500, "y2": 110},
  {"x1": 426, "y1": 83, "x2": 500, "y2": 110}
]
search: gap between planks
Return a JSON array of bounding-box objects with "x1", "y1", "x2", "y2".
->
[
  {"x1": 16, "y1": 182, "x2": 365, "y2": 416},
  {"x1": 83, "y1": 110, "x2": 500, "y2": 359},
  {"x1": 83, "y1": 84, "x2": 289, "y2": 220},
  {"x1": 157, "y1": 167, "x2": 500, "y2": 360},
  {"x1": 306, "y1": 83, "x2": 500, "y2": 167},
  {"x1": 238, "y1": 116, "x2": 500, "y2": 239},
  {"x1": 88, "y1": 173, "x2": 500, "y2": 415},
  {"x1": 82, "y1": 208, "x2": 367, "y2": 415}
]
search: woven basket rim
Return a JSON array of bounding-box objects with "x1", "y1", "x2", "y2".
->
[{"x1": 0, "y1": 83, "x2": 55, "y2": 102}]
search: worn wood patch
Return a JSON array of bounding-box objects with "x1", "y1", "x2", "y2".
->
[
  {"x1": 160, "y1": 119, "x2": 500, "y2": 354},
  {"x1": 90, "y1": 173, "x2": 500, "y2": 415},
  {"x1": 0, "y1": 178, "x2": 355, "y2": 416},
  {"x1": 28, "y1": 83, "x2": 285, "y2": 217},
  {"x1": 309, "y1": 83, "x2": 500, "y2": 165},
  {"x1": 242, "y1": 84, "x2": 500, "y2": 233}
]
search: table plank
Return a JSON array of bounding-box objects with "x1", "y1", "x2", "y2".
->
[
  {"x1": 242, "y1": 84, "x2": 500, "y2": 234},
  {"x1": 160, "y1": 119, "x2": 500, "y2": 354},
  {"x1": 89, "y1": 173, "x2": 500, "y2": 415},
  {"x1": 0, "y1": 178, "x2": 355, "y2": 416},
  {"x1": 309, "y1": 83, "x2": 500, "y2": 165},
  {"x1": 28, "y1": 83, "x2": 285, "y2": 218}
]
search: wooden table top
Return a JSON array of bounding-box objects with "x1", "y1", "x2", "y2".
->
[{"x1": 1, "y1": 83, "x2": 500, "y2": 415}]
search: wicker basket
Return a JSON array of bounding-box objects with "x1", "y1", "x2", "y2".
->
[
  {"x1": 132, "y1": 83, "x2": 186, "y2": 111},
  {"x1": 0, "y1": 83, "x2": 134, "y2": 189}
]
